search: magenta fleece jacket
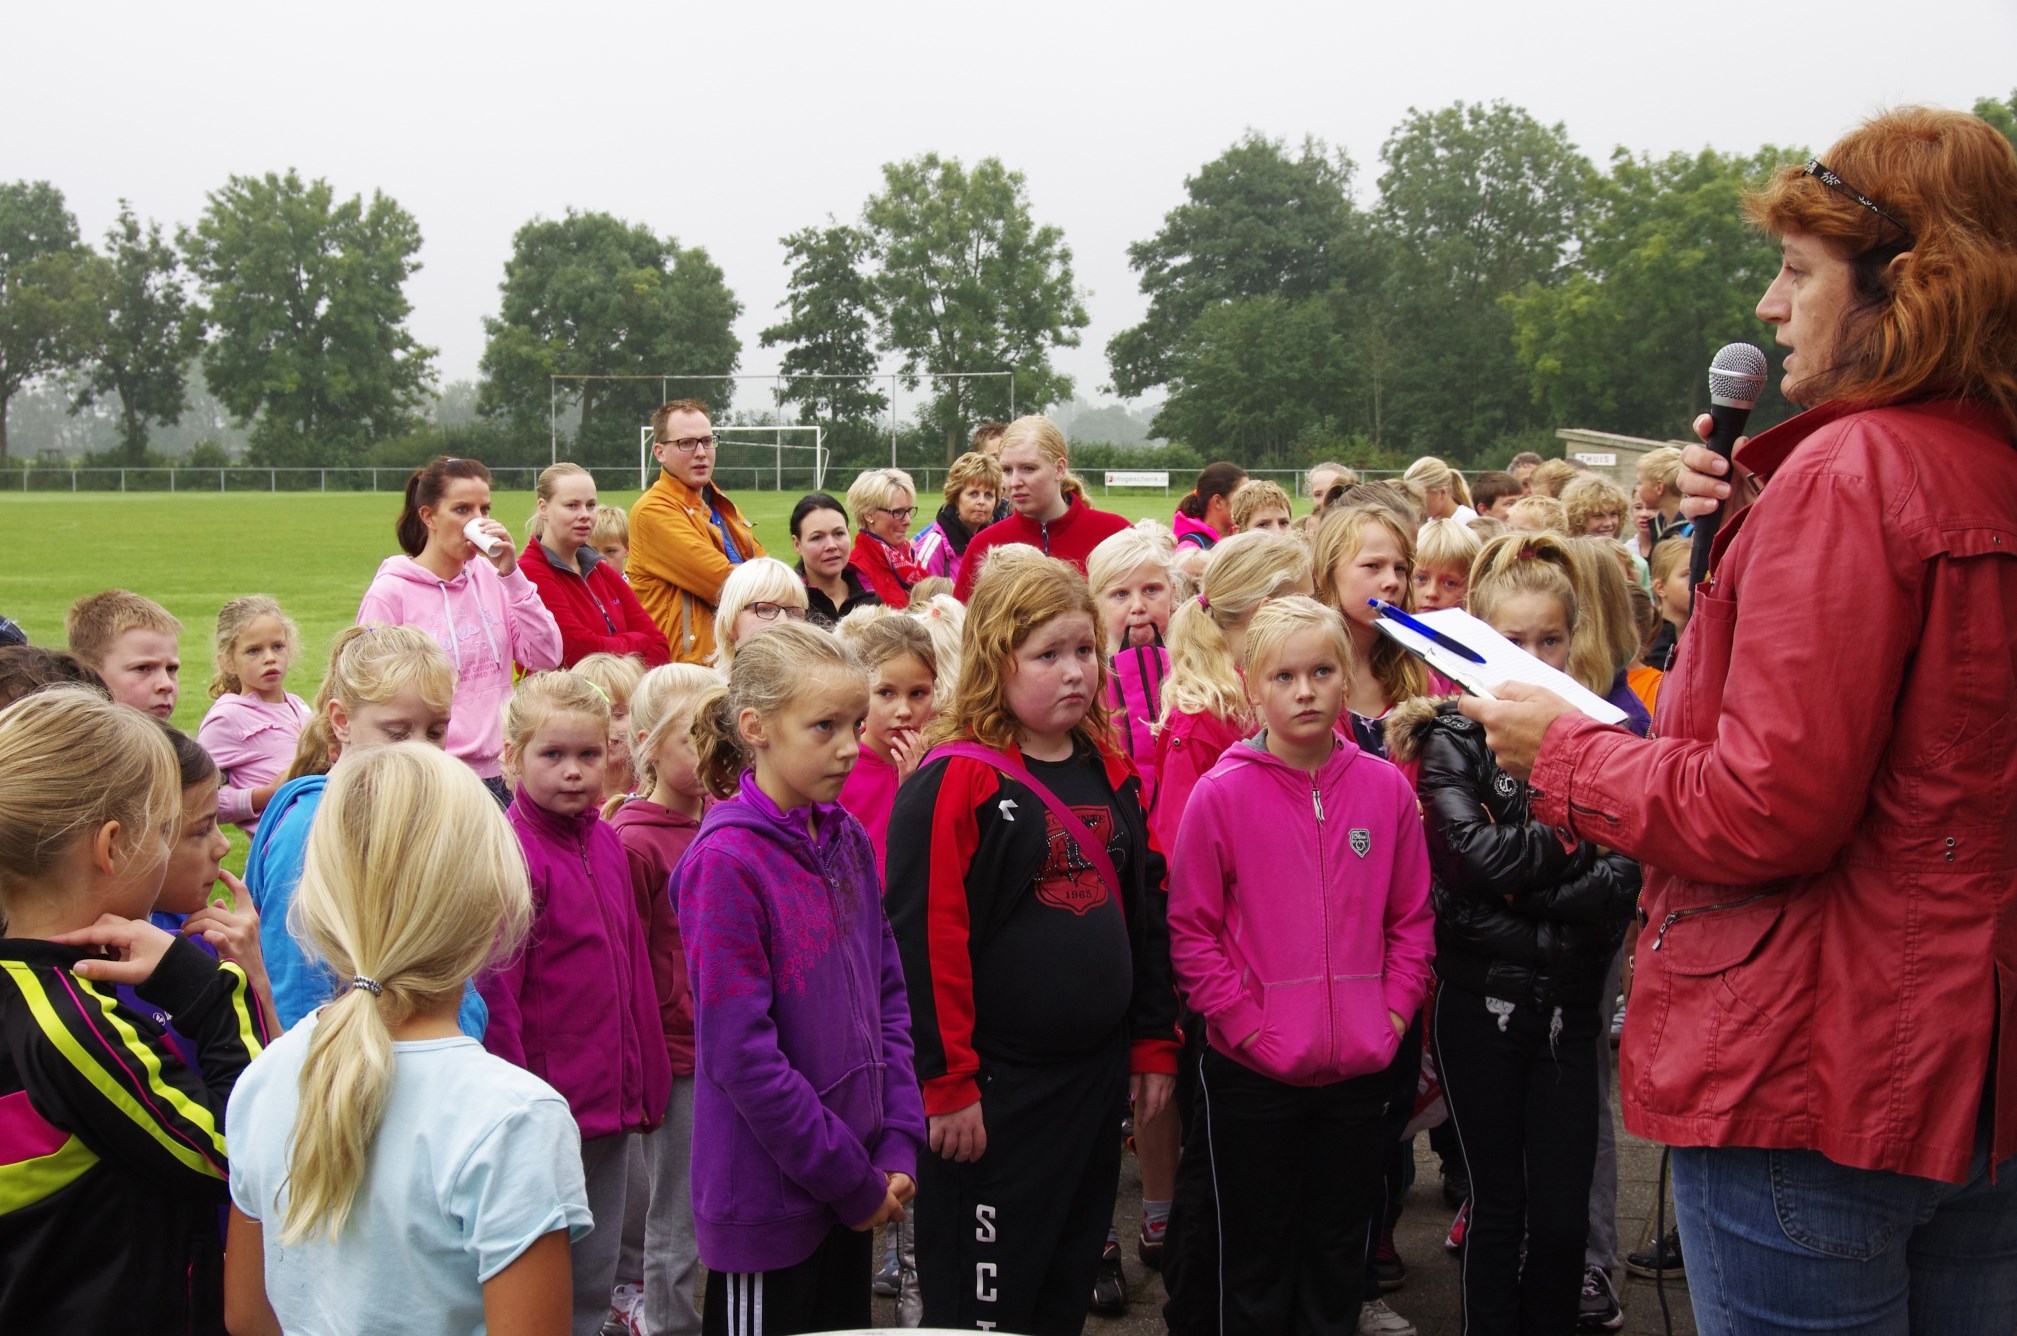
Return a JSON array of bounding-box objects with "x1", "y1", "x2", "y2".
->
[
  {"x1": 1169, "y1": 735, "x2": 1435, "y2": 1086},
  {"x1": 356, "y1": 555, "x2": 563, "y2": 778},
  {"x1": 481, "y1": 794, "x2": 671, "y2": 1140}
]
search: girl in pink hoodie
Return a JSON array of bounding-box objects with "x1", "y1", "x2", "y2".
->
[
  {"x1": 356, "y1": 457, "x2": 563, "y2": 797},
  {"x1": 1163, "y1": 596, "x2": 1434, "y2": 1336},
  {"x1": 835, "y1": 610, "x2": 937, "y2": 882},
  {"x1": 197, "y1": 595, "x2": 312, "y2": 837},
  {"x1": 605, "y1": 662, "x2": 720, "y2": 1336}
]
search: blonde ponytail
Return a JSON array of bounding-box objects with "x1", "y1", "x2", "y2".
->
[
  {"x1": 1160, "y1": 530, "x2": 1311, "y2": 725},
  {"x1": 281, "y1": 743, "x2": 530, "y2": 1244}
]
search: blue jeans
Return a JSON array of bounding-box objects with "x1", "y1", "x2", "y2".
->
[{"x1": 1673, "y1": 1117, "x2": 2017, "y2": 1335}]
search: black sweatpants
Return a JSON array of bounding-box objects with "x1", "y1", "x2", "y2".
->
[
  {"x1": 1163, "y1": 1046, "x2": 1389, "y2": 1336},
  {"x1": 916, "y1": 1041, "x2": 1128, "y2": 1335},
  {"x1": 701, "y1": 1223, "x2": 871, "y2": 1336},
  {"x1": 1432, "y1": 982, "x2": 1600, "y2": 1336},
  {"x1": 1360, "y1": 1008, "x2": 1424, "y2": 1301}
]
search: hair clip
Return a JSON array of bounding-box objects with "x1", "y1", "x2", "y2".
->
[
  {"x1": 583, "y1": 680, "x2": 612, "y2": 706},
  {"x1": 350, "y1": 975, "x2": 384, "y2": 997}
]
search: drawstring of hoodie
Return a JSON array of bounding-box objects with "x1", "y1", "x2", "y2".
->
[{"x1": 435, "y1": 573, "x2": 501, "y2": 673}]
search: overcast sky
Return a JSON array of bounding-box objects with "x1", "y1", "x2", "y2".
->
[{"x1": 10, "y1": 0, "x2": 2013, "y2": 421}]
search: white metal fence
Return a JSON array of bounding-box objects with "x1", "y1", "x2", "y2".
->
[{"x1": 2, "y1": 463, "x2": 1406, "y2": 498}]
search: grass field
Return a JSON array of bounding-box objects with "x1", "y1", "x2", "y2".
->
[
  {"x1": 0, "y1": 484, "x2": 1179, "y2": 866},
  {"x1": 0, "y1": 484, "x2": 1184, "y2": 730}
]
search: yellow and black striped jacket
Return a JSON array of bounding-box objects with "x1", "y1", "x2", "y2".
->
[{"x1": 0, "y1": 935, "x2": 268, "y2": 1333}]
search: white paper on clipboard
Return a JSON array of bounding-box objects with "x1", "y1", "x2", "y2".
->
[{"x1": 1373, "y1": 606, "x2": 1627, "y2": 725}]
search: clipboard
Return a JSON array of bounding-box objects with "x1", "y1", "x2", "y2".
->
[{"x1": 1373, "y1": 606, "x2": 1627, "y2": 725}]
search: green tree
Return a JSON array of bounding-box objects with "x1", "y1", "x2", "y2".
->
[
  {"x1": 1975, "y1": 89, "x2": 2017, "y2": 149},
  {"x1": 71, "y1": 203, "x2": 200, "y2": 463},
  {"x1": 1109, "y1": 132, "x2": 1364, "y2": 400},
  {"x1": 1151, "y1": 294, "x2": 1345, "y2": 457},
  {"x1": 759, "y1": 221, "x2": 887, "y2": 456},
  {"x1": 1508, "y1": 146, "x2": 1797, "y2": 439},
  {"x1": 480, "y1": 210, "x2": 741, "y2": 469},
  {"x1": 1372, "y1": 101, "x2": 1594, "y2": 453},
  {"x1": 182, "y1": 171, "x2": 435, "y2": 467},
  {"x1": 863, "y1": 154, "x2": 1088, "y2": 462},
  {"x1": 0, "y1": 180, "x2": 88, "y2": 465}
]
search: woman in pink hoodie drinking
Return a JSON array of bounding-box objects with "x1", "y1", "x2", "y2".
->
[
  {"x1": 356, "y1": 455, "x2": 563, "y2": 800},
  {"x1": 1162, "y1": 596, "x2": 1434, "y2": 1336}
]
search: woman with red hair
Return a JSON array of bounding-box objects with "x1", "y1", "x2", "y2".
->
[{"x1": 1467, "y1": 107, "x2": 2017, "y2": 1334}]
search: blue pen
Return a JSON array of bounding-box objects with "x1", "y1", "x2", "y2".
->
[{"x1": 1368, "y1": 599, "x2": 1488, "y2": 665}]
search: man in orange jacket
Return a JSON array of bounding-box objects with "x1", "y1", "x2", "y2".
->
[{"x1": 629, "y1": 399, "x2": 765, "y2": 664}]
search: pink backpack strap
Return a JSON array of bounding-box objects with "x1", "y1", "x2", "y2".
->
[{"x1": 927, "y1": 741, "x2": 1124, "y2": 904}]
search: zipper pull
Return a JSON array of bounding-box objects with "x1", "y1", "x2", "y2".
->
[
  {"x1": 1311, "y1": 781, "x2": 1324, "y2": 822},
  {"x1": 1651, "y1": 911, "x2": 1681, "y2": 951}
]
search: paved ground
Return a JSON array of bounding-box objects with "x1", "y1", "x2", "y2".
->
[{"x1": 870, "y1": 1078, "x2": 1697, "y2": 1335}]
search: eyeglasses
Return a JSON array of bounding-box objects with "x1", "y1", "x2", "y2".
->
[
  {"x1": 656, "y1": 435, "x2": 716, "y2": 454},
  {"x1": 1803, "y1": 158, "x2": 1915, "y2": 246},
  {"x1": 749, "y1": 602, "x2": 808, "y2": 622},
  {"x1": 875, "y1": 506, "x2": 917, "y2": 522}
]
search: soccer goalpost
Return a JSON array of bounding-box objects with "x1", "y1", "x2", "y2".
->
[{"x1": 637, "y1": 424, "x2": 826, "y2": 493}]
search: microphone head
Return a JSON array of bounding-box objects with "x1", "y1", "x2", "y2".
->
[{"x1": 1708, "y1": 342, "x2": 1769, "y2": 410}]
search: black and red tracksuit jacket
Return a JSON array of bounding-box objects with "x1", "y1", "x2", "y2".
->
[{"x1": 884, "y1": 742, "x2": 1181, "y2": 1117}]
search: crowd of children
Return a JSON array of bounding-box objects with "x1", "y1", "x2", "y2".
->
[{"x1": 1, "y1": 428, "x2": 1678, "y2": 1336}]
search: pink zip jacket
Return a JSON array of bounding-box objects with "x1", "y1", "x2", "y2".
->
[
  {"x1": 196, "y1": 691, "x2": 311, "y2": 834},
  {"x1": 356, "y1": 555, "x2": 563, "y2": 778},
  {"x1": 481, "y1": 793, "x2": 671, "y2": 1140},
  {"x1": 1169, "y1": 734, "x2": 1435, "y2": 1086}
]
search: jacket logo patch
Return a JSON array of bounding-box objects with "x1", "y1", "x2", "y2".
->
[
  {"x1": 998, "y1": 799, "x2": 1018, "y2": 821},
  {"x1": 1035, "y1": 806, "x2": 1116, "y2": 915},
  {"x1": 1493, "y1": 772, "x2": 1518, "y2": 798},
  {"x1": 1349, "y1": 828, "x2": 1371, "y2": 858}
]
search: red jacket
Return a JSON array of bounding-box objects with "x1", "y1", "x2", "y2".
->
[
  {"x1": 953, "y1": 493, "x2": 1133, "y2": 600},
  {"x1": 1528, "y1": 400, "x2": 2017, "y2": 1184},
  {"x1": 519, "y1": 540, "x2": 672, "y2": 668},
  {"x1": 847, "y1": 531, "x2": 922, "y2": 610}
]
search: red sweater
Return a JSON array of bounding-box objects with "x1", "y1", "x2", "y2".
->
[
  {"x1": 520, "y1": 540, "x2": 673, "y2": 668},
  {"x1": 952, "y1": 494, "x2": 1133, "y2": 600}
]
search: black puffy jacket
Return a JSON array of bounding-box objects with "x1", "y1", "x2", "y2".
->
[{"x1": 1386, "y1": 698, "x2": 1638, "y2": 1010}]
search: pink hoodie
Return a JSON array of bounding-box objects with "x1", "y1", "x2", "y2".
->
[
  {"x1": 356, "y1": 555, "x2": 563, "y2": 778},
  {"x1": 196, "y1": 691, "x2": 312, "y2": 834},
  {"x1": 1169, "y1": 735, "x2": 1435, "y2": 1087},
  {"x1": 837, "y1": 747, "x2": 898, "y2": 883}
]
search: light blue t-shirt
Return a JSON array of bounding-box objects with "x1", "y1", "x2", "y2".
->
[{"x1": 227, "y1": 1015, "x2": 592, "y2": 1335}]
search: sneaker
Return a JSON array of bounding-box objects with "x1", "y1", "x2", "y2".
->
[
  {"x1": 1578, "y1": 1264, "x2": 1625, "y2": 1330},
  {"x1": 1443, "y1": 1199, "x2": 1470, "y2": 1253},
  {"x1": 599, "y1": 1282, "x2": 643, "y2": 1336},
  {"x1": 1358, "y1": 1298, "x2": 1418, "y2": 1336},
  {"x1": 1440, "y1": 1162, "x2": 1470, "y2": 1207},
  {"x1": 873, "y1": 1246, "x2": 900, "y2": 1297},
  {"x1": 1373, "y1": 1225, "x2": 1406, "y2": 1291},
  {"x1": 1090, "y1": 1238, "x2": 1128, "y2": 1314},
  {"x1": 1626, "y1": 1226, "x2": 1685, "y2": 1279},
  {"x1": 1137, "y1": 1216, "x2": 1167, "y2": 1271}
]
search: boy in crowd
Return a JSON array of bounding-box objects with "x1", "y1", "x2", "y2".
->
[{"x1": 65, "y1": 589, "x2": 181, "y2": 719}]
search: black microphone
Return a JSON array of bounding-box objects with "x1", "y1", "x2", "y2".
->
[{"x1": 1687, "y1": 342, "x2": 1769, "y2": 595}]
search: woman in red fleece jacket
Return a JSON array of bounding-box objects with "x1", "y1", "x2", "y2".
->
[
  {"x1": 521, "y1": 464, "x2": 672, "y2": 668},
  {"x1": 953, "y1": 415, "x2": 1132, "y2": 601}
]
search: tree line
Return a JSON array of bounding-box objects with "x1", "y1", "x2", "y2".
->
[{"x1": 3, "y1": 91, "x2": 2011, "y2": 475}]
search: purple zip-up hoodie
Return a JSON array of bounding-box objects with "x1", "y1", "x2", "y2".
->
[
  {"x1": 481, "y1": 793, "x2": 671, "y2": 1140},
  {"x1": 672, "y1": 772, "x2": 926, "y2": 1274}
]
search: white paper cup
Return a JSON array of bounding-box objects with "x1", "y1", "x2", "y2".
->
[{"x1": 464, "y1": 517, "x2": 502, "y2": 556}]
